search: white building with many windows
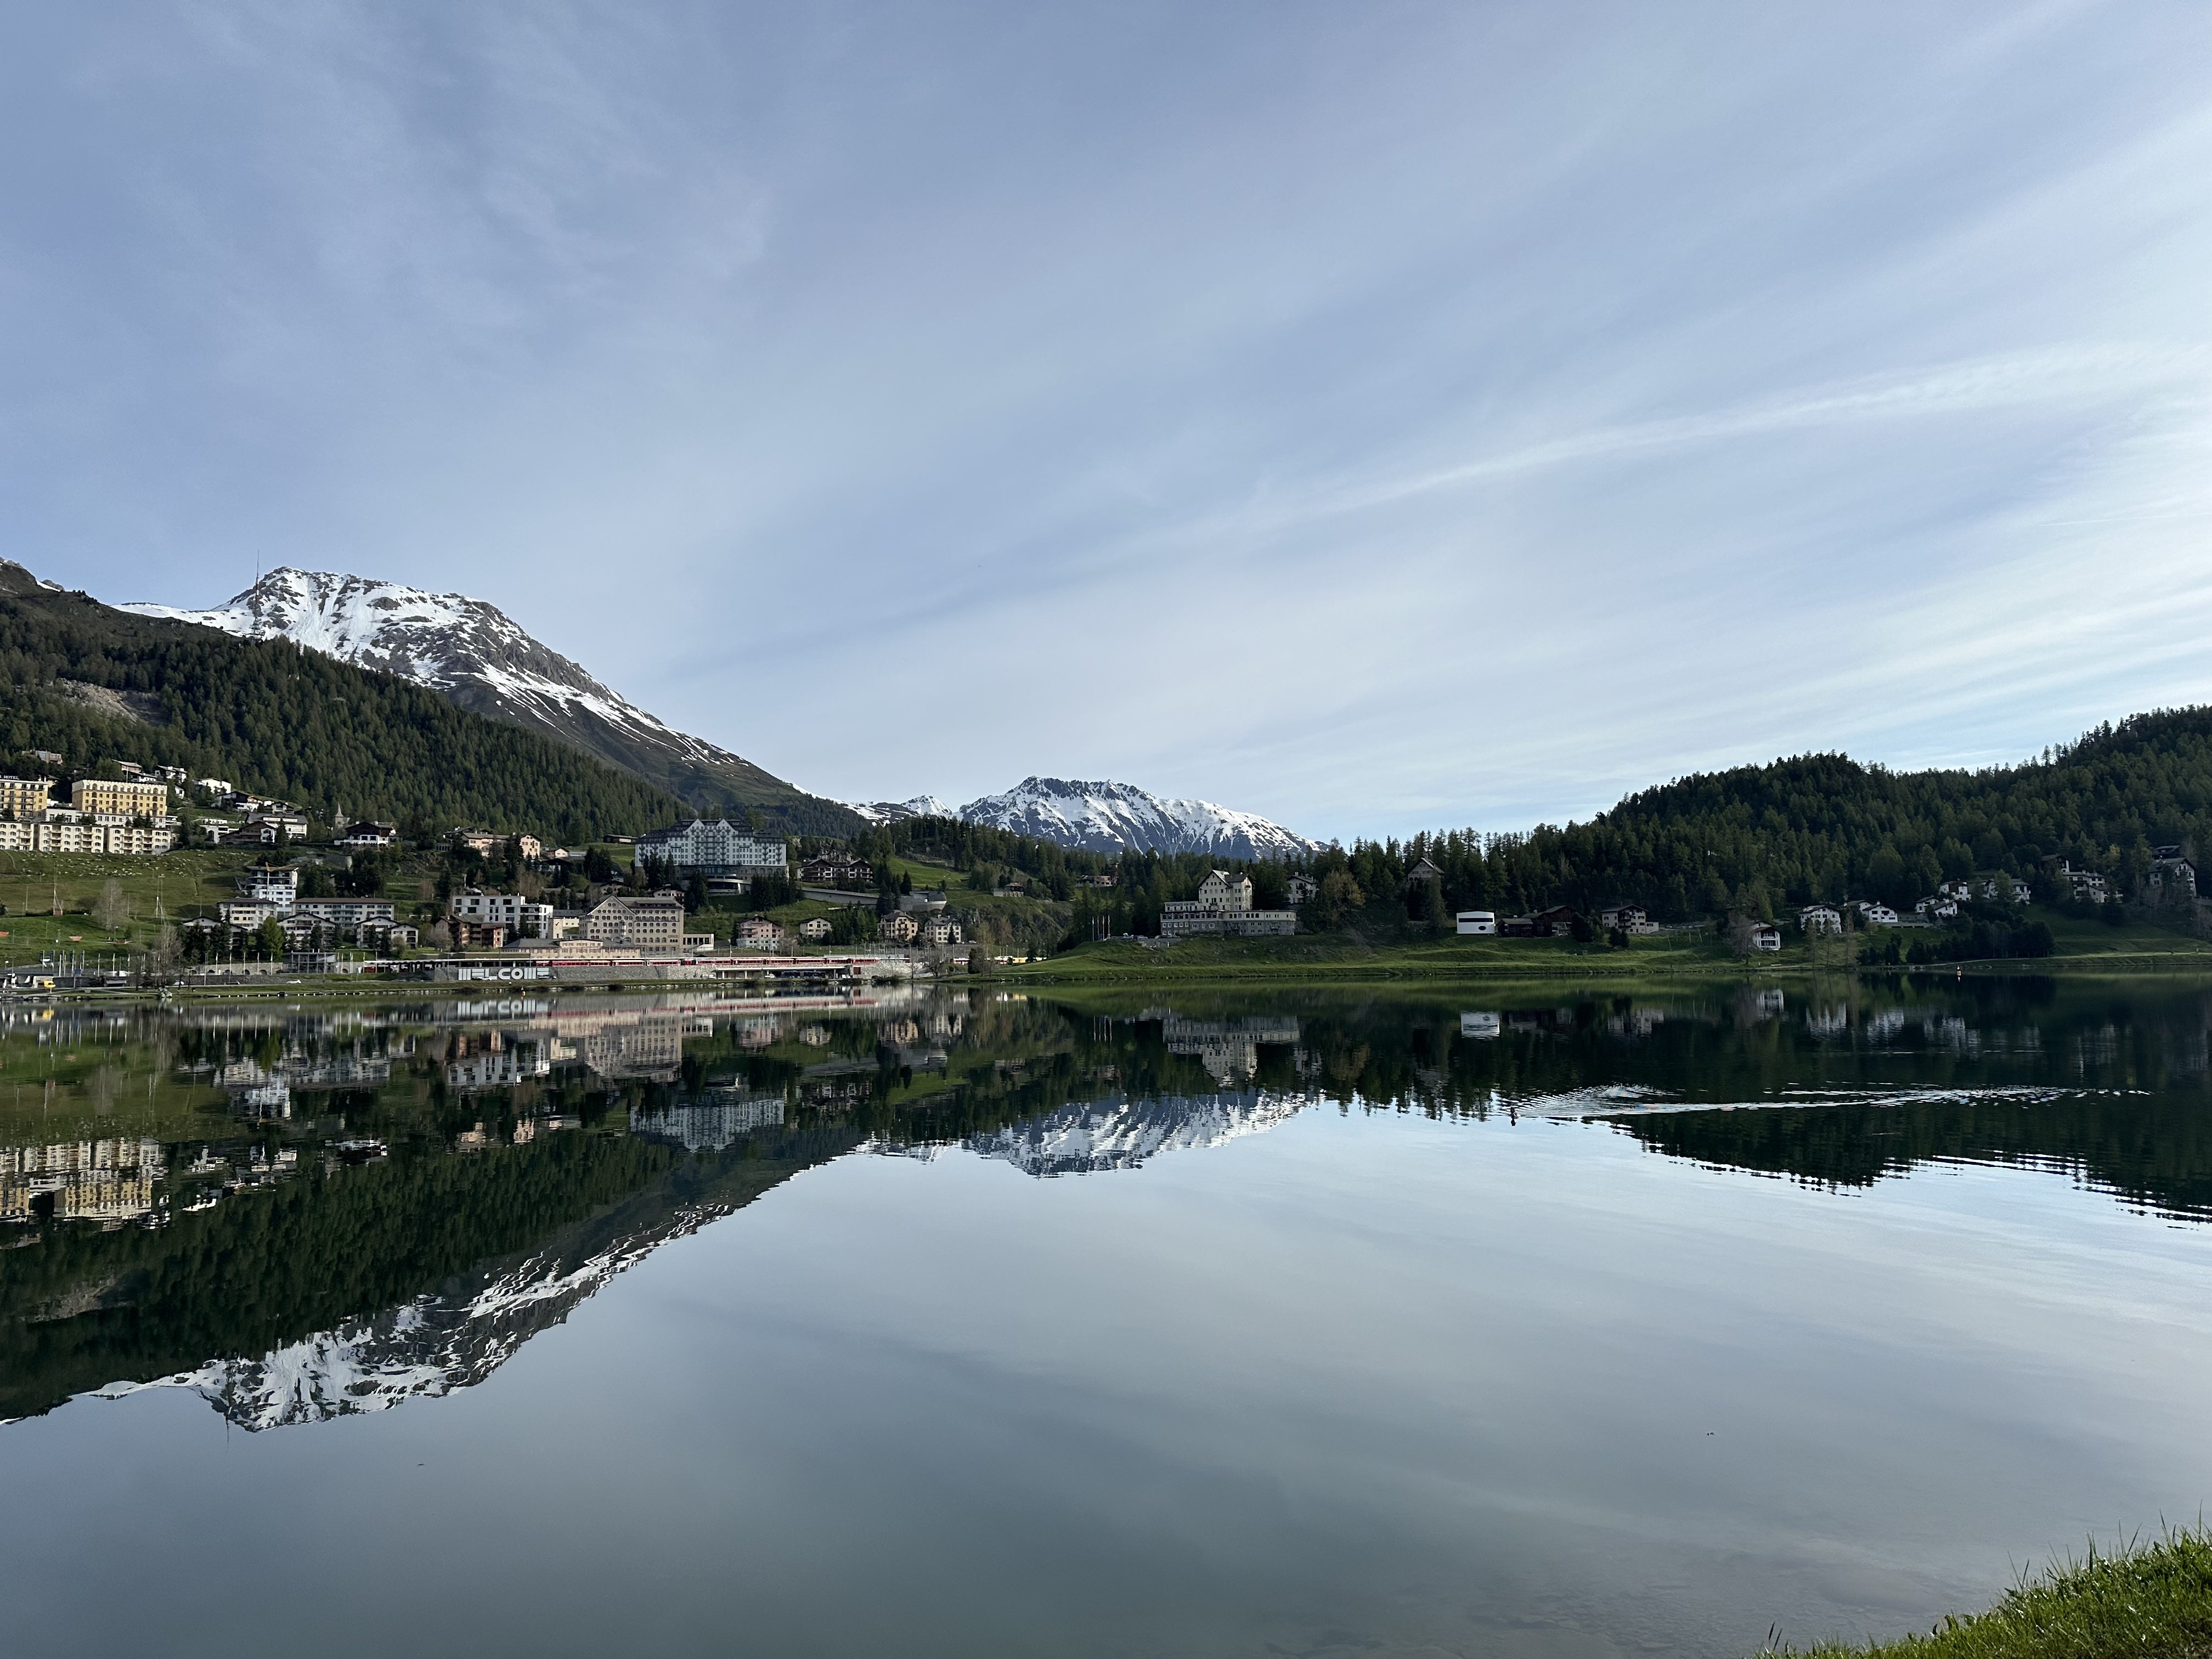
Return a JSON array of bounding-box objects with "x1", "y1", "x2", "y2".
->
[
  {"x1": 1160, "y1": 870, "x2": 1296, "y2": 938},
  {"x1": 635, "y1": 817, "x2": 787, "y2": 876}
]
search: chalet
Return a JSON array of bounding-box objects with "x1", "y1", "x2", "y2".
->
[
  {"x1": 2046, "y1": 861, "x2": 2107, "y2": 904},
  {"x1": 878, "y1": 911, "x2": 919, "y2": 944},
  {"x1": 358, "y1": 921, "x2": 419, "y2": 951},
  {"x1": 2150, "y1": 847, "x2": 2197, "y2": 904},
  {"x1": 798, "y1": 917, "x2": 833, "y2": 941},
  {"x1": 453, "y1": 828, "x2": 543, "y2": 862},
  {"x1": 1402, "y1": 857, "x2": 1443, "y2": 895},
  {"x1": 921, "y1": 915, "x2": 964, "y2": 947},
  {"x1": 1799, "y1": 906, "x2": 1843, "y2": 935},
  {"x1": 236, "y1": 812, "x2": 309, "y2": 845},
  {"x1": 1751, "y1": 924, "x2": 1782, "y2": 952},
  {"x1": 337, "y1": 821, "x2": 398, "y2": 848},
  {"x1": 735, "y1": 917, "x2": 784, "y2": 950},
  {"x1": 1285, "y1": 873, "x2": 1319, "y2": 905},
  {"x1": 1598, "y1": 904, "x2": 1654, "y2": 934},
  {"x1": 1854, "y1": 901, "x2": 1899, "y2": 926},
  {"x1": 1498, "y1": 905, "x2": 1576, "y2": 939},
  {"x1": 799, "y1": 855, "x2": 873, "y2": 888}
]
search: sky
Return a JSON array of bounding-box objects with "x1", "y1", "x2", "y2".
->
[{"x1": 2, "y1": 2, "x2": 2209, "y2": 843}]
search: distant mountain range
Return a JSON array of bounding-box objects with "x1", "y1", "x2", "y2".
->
[
  {"x1": 114, "y1": 568, "x2": 1319, "y2": 856},
  {"x1": 853, "y1": 776, "x2": 1323, "y2": 861},
  {"x1": 123, "y1": 569, "x2": 860, "y2": 836}
]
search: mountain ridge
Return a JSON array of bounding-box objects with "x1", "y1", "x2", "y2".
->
[
  {"x1": 125, "y1": 569, "x2": 860, "y2": 837},
  {"x1": 939, "y1": 776, "x2": 1322, "y2": 861},
  {"x1": 0, "y1": 560, "x2": 680, "y2": 841}
]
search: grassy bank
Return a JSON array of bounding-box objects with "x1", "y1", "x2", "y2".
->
[
  {"x1": 997, "y1": 907, "x2": 2212, "y2": 986},
  {"x1": 1778, "y1": 1530, "x2": 2212, "y2": 1657},
  {"x1": 998, "y1": 930, "x2": 1749, "y2": 985}
]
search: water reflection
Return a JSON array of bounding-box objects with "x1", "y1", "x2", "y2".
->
[{"x1": 4, "y1": 978, "x2": 2212, "y2": 1433}]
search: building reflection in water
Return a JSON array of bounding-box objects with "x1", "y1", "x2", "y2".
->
[
  {"x1": 631, "y1": 1088, "x2": 785, "y2": 1153},
  {"x1": 0, "y1": 1137, "x2": 165, "y2": 1227}
]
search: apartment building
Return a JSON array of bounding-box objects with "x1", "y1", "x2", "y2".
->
[
  {"x1": 449, "y1": 891, "x2": 557, "y2": 938},
  {"x1": 0, "y1": 812, "x2": 177, "y2": 855},
  {"x1": 70, "y1": 777, "x2": 170, "y2": 817},
  {"x1": 585, "y1": 894, "x2": 686, "y2": 950},
  {"x1": 0, "y1": 775, "x2": 54, "y2": 815}
]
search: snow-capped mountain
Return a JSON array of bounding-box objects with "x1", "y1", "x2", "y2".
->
[
  {"x1": 88, "y1": 1162, "x2": 751, "y2": 1431},
  {"x1": 848, "y1": 795, "x2": 957, "y2": 825},
  {"x1": 951, "y1": 777, "x2": 1322, "y2": 860},
  {"x1": 963, "y1": 1088, "x2": 1313, "y2": 1177},
  {"x1": 122, "y1": 569, "x2": 856, "y2": 834}
]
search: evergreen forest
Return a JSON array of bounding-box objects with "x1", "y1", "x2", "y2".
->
[
  {"x1": 1305, "y1": 709, "x2": 2212, "y2": 924},
  {"x1": 0, "y1": 566, "x2": 684, "y2": 843}
]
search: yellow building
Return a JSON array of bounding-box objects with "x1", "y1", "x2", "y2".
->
[
  {"x1": 0, "y1": 775, "x2": 53, "y2": 815},
  {"x1": 70, "y1": 776, "x2": 170, "y2": 817}
]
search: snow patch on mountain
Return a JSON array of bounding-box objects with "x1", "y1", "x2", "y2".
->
[
  {"x1": 847, "y1": 795, "x2": 957, "y2": 824},
  {"x1": 963, "y1": 1088, "x2": 1313, "y2": 1177},
  {"x1": 87, "y1": 1192, "x2": 730, "y2": 1430},
  {"x1": 954, "y1": 777, "x2": 1322, "y2": 861},
  {"x1": 125, "y1": 568, "x2": 701, "y2": 752},
  {"x1": 121, "y1": 568, "x2": 828, "y2": 819}
]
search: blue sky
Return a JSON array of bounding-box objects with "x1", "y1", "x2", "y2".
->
[{"x1": 4, "y1": 3, "x2": 2209, "y2": 843}]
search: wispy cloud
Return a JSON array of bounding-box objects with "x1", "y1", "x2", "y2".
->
[{"x1": 3, "y1": 4, "x2": 2210, "y2": 839}]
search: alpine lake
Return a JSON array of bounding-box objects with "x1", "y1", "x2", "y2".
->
[{"x1": 4, "y1": 976, "x2": 2211, "y2": 1658}]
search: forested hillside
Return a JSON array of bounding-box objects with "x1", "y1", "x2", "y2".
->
[
  {"x1": 0, "y1": 564, "x2": 681, "y2": 842},
  {"x1": 1312, "y1": 710, "x2": 2212, "y2": 923}
]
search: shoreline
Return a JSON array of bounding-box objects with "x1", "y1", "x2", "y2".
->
[{"x1": 1769, "y1": 1527, "x2": 2212, "y2": 1657}]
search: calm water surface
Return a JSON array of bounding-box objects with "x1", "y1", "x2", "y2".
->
[{"x1": 3, "y1": 980, "x2": 2210, "y2": 1656}]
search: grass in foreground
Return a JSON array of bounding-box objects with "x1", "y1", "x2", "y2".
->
[{"x1": 1779, "y1": 1530, "x2": 2212, "y2": 1657}]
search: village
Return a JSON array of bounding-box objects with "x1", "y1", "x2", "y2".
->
[
  {"x1": 0, "y1": 742, "x2": 2202, "y2": 989},
  {"x1": 0, "y1": 751, "x2": 1004, "y2": 987}
]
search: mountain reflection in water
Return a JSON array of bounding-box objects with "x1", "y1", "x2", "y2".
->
[{"x1": 5, "y1": 978, "x2": 2212, "y2": 1430}]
